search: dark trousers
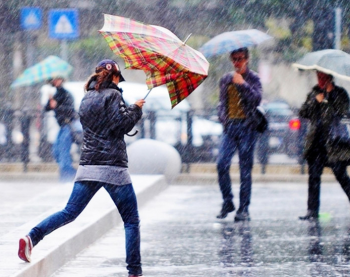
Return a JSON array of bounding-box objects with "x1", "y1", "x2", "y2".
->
[
  {"x1": 217, "y1": 121, "x2": 257, "y2": 213},
  {"x1": 52, "y1": 125, "x2": 76, "y2": 182},
  {"x1": 307, "y1": 150, "x2": 350, "y2": 213}
]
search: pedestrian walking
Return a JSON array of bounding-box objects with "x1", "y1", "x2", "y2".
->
[
  {"x1": 45, "y1": 77, "x2": 77, "y2": 182},
  {"x1": 18, "y1": 59, "x2": 145, "y2": 277},
  {"x1": 216, "y1": 47, "x2": 262, "y2": 222},
  {"x1": 299, "y1": 71, "x2": 350, "y2": 220}
]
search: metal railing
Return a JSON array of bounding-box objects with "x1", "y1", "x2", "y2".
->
[{"x1": 0, "y1": 107, "x2": 306, "y2": 174}]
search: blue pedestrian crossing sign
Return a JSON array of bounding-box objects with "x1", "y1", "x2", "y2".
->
[
  {"x1": 49, "y1": 9, "x2": 79, "y2": 39},
  {"x1": 21, "y1": 7, "x2": 42, "y2": 30}
]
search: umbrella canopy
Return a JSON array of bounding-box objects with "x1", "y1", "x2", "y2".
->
[
  {"x1": 99, "y1": 14, "x2": 209, "y2": 108},
  {"x1": 199, "y1": 29, "x2": 273, "y2": 58},
  {"x1": 292, "y1": 49, "x2": 350, "y2": 81},
  {"x1": 11, "y1": 55, "x2": 73, "y2": 89}
]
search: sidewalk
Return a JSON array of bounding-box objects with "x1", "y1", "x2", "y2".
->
[{"x1": 0, "y1": 175, "x2": 167, "y2": 277}]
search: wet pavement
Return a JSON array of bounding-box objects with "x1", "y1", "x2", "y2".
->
[
  {"x1": 0, "y1": 181, "x2": 61, "y2": 237},
  {"x1": 0, "y1": 176, "x2": 167, "y2": 277},
  {"x1": 49, "y1": 182, "x2": 350, "y2": 277}
]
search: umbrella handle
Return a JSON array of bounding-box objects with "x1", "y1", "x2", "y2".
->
[
  {"x1": 143, "y1": 88, "x2": 153, "y2": 100},
  {"x1": 183, "y1": 33, "x2": 192, "y2": 45}
]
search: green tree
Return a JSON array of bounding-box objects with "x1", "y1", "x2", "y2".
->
[{"x1": 3, "y1": 0, "x2": 350, "y2": 108}]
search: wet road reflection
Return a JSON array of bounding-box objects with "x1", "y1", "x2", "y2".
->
[
  {"x1": 308, "y1": 220, "x2": 322, "y2": 262},
  {"x1": 216, "y1": 218, "x2": 350, "y2": 277},
  {"x1": 342, "y1": 226, "x2": 350, "y2": 263},
  {"x1": 138, "y1": 184, "x2": 350, "y2": 276},
  {"x1": 220, "y1": 222, "x2": 253, "y2": 276},
  {"x1": 51, "y1": 184, "x2": 350, "y2": 277},
  {"x1": 307, "y1": 221, "x2": 324, "y2": 276}
]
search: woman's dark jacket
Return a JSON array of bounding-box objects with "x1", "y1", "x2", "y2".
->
[
  {"x1": 299, "y1": 84, "x2": 350, "y2": 163},
  {"x1": 218, "y1": 69, "x2": 262, "y2": 131},
  {"x1": 45, "y1": 86, "x2": 76, "y2": 126},
  {"x1": 78, "y1": 81, "x2": 142, "y2": 167}
]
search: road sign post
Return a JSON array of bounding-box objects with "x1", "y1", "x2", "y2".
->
[
  {"x1": 19, "y1": 7, "x2": 43, "y2": 110},
  {"x1": 20, "y1": 7, "x2": 43, "y2": 67},
  {"x1": 334, "y1": 8, "x2": 342, "y2": 50}
]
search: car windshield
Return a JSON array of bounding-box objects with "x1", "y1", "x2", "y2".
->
[{"x1": 264, "y1": 102, "x2": 294, "y2": 116}]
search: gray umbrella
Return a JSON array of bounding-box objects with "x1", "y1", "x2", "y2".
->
[{"x1": 292, "y1": 49, "x2": 350, "y2": 81}]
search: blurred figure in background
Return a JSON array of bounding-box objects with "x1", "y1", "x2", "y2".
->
[
  {"x1": 299, "y1": 71, "x2": 350, "y2": 220},
  {"x1": 45, "y1": 77, "x2": 77, "y2": 182},
  {"x1": 216, "y1": 47, "x2": 262, "y2": 222}
]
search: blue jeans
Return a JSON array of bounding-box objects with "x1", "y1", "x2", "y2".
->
[
  {"x1": 53, "y1": 125, "x2": 76, "y2": 182},
  {"x1": 28, "y1": 181, "x2": 142, "y2": 276},
  {"x1": 217, "y1": 121, "x2": 257, "y2": 213}
]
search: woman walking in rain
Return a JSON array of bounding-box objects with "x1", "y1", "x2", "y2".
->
[
  {"x1": 18, "y1": 59, "x2": 145, "y2": 277},
  {"x1": 299, "y1": 71, "x2": 350, "y2": 220}
]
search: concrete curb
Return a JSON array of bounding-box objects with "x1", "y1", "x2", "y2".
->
[
  {"x1": 10, "y1": 175, "x2": 168, "y2": 277},
  {"x1": 0, "y1": 162, "x2": 344, "y2": 183},
  {"x1": 0, "y1": 172, "x2": 339, "y2": 184},
  {"x1": 176, "y1": 173, "x2": 338, "y2": 183}
]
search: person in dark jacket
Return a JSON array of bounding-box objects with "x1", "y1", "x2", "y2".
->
[
  {"x1": 216, "y1": 47, "x2": 262, "y2": 222},
  {"x1": 299, "y1": 71, "x2": 350, "y2": 220},
  {"x1": 18, "y1": 59, "x2": 145, "y2": 277},
  {"x1": 45, "y1": 77, "x2": 77, "y2": 182}
]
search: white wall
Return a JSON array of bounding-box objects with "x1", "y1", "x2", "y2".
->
[{"x1": 260, "y1": 62, "x2": 350, "y2": 108}]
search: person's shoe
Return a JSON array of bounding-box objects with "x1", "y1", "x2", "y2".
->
[
  {"x1": 299, "y1": 210, "x2": 319, "y2": 221},
  {"x1": 216, "y1": 202, "x2": 235, "y2": 219},
  {"x1": 128, "y1": 275, "x2": 143, "y2": 277},
  {"x1": 234, "y1": 212, "x2": 250, "y2": 222},
  {"x1": 18, "y1": 235, "x2": 33, "y2": 262}
]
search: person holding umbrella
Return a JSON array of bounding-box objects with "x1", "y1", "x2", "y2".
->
[
  {"x1": 18, "y1": 59, "x2": 145, "y2": 277},
  {"x1": 216, "y1": 47, "x2": 262, "y2": 222},
  {"x1": 45, "y1": 77, "x2": 77, "y2": 182},
  {"x1": 299, "y1": 71, "x2": 350, "y2": 220}
]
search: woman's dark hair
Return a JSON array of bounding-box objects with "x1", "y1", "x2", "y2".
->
[{"x1": 84, "y1": 66, "x2": 120, "y2": 92}]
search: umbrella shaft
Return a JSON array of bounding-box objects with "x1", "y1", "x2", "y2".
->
[
  {"x1": 143, "y1": 88, "x2": 153, "y2": 100},
  {"x1": 183, "y1": 33, "x2": 192, "y2": 45}
]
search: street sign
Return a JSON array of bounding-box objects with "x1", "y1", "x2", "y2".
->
[
  {"x1": 48, "y1": 9, "x2": 79, "y2": 39},
  {"x1": 20, "y1": 7, "x2": 42, "y2": 30}
]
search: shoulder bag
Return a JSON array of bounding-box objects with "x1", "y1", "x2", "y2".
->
[{"x1": 255, "y1": 106, "x2": 268, "y2": 133}]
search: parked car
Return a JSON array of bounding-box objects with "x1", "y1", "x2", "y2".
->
[{"x1": 257, "y1": 100, "x2": 302, "y2": 161}]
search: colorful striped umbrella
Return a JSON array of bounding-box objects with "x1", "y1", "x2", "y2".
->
[
  {"x1": 11, "y1": 55, "x2": 73, "y2": 88},
  {"x1": 199, "y1": 29, "x2": 273, "y2": 58},
  {"x1": 99, "y1": 14, "x2": 209, "y2": 108}
]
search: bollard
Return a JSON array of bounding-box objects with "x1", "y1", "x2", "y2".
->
[
  {"x1": 181, "y1": 110, "x2": 194, "y2": 173},
  {"x1": 20, "y1": 109, "x2": 31, "y2": 172},
  {"x1": 139, "y1": 116, "x2": 146, "y2": 138},
  {"x1": 38, "y1": 110, "x2": 54, "y2": 162},
  {"x1": 256, "y1": 130, "x2": 269, "y2": 174},
  {"x1": 3, "y1": 104, "x2": 14, "y2": 161},
  {"x1": 149, "y1": 110, "x2": 156, "y2": 139}
]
